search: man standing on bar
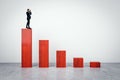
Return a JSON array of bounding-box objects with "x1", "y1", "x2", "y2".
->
[{"x1": 26, "y1": 9, "x2": 32, "y2": 29}]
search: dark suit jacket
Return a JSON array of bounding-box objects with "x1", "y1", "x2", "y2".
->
[{"x1": 26, "y1": 11, "x2": 32, "y2": 19}]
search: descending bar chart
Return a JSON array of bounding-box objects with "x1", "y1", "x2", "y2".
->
[
  {"x1": 21, "y1": 29, "x2": 32, "y2": 67},
  {"x1": 21, "y1": 29, "x2": 101, "y2": 68},
  {"x1": 39, "y1": 40, "x2": 49, "y2": 67},
  {"x1": 56, "y1": 50, "x2": 66, "y2": 68}
]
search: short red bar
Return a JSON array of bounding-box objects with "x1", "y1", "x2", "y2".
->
[
  {"x1": 56, "y1": 50, "x2": 66, "y2": 68},
  {"x1": 21, "y1": 29, "x2": 32, "y2": 68},
  {"x1": 39, "y1": 40, "x2": 49, "y2": 68},
  {"x1": 73, "y1": 57, "x2": 84, "y2": 68},
  {"x1": 90, "y1": 62, "x2": 101, "y2": 68}
]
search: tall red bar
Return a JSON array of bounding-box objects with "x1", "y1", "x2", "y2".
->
[
  {"x1": 21, "y1": 29, "x2": 32, "y2": 67},
  {"x1": 39, "y1": 40, "x2": 49, "y2": 67},
  {"x1": 90, "y1": 61, "x2": 101, "y2": 68},
  {"x1": 73, "y1": 57, "x2": 84, "y2": 68},
  {"x1": 56, "y1": 50, "x2": 66, "y2": 68}
]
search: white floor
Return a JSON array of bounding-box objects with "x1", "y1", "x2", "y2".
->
[{"x1": 0, "y1": 63, "x2": 120, "y2": 80}]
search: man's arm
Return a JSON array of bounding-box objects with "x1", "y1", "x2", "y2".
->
[{"x1": 29, "y1": 10, "x2": 32, "y2": 15}]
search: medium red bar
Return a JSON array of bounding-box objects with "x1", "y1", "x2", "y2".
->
[
  {"x1": 56, "y1": 50, "x2": 66, "y2": 68},
  {"x1": 90, "y1": 61, "x2": 101, "y2": 68},
  {"x1": 73, "y1": 57, "x2": 84, "y2": 68},
  {"x1": 39, "y1": 40, "x2": 49, "y2": 67},
  {"x1": 21, "y1": 29, "x2": 32, "y2": 68}
]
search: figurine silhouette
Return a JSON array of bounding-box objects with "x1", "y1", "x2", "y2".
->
[{"x1": 26, "y1": 9, "x2": 32, "y2": 29}]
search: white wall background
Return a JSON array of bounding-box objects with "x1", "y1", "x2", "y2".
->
[{"x1": 0, "y1": 0, "x2": 120, "y2": 63}]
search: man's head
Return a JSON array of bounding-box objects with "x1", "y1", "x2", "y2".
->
[{"x1": 27, "y1": 9, "x2": 30, "y2": 12}]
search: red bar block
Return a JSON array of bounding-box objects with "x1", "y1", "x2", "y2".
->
[
  {"x1": 39, "y1": 40, "x2": 49, "y2": 68},
  {"x1": 90, "y1": 61, "x2": 101, "y2": 68},
  {"x1": 73, "y1": 57, "x2": 84, "y2": 68},
  {"x1": 56, "y1": 50, "x2": 66, "y2": 68},
  {"x1": 21, "y1": 29, "x2": 32, "y2": 68}
]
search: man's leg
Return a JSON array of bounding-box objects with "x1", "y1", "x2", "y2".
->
[
  {"x1": 26, "y1": 19, "x2": 29, "y2": 28},
  {"x1": 27, "y1": 19, "x2": 31, "y2": 29},
  {"x1": 28, "y1": 19, "x2": 30, "y2": 27}
]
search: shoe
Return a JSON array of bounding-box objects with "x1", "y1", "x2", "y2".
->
[{"x1": 28, "y1": 27, "x2": 32, "y2": 29}]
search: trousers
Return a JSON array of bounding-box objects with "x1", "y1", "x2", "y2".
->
[{"x1": 26, "y1": 18, "x2": 30, "y2": 28}]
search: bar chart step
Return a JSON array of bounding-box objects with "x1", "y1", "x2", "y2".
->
[
  {"x1": 21, "y1": 29, "x2": 32, "y2": 68},
  {"x1": 56, "y1": 50, "x2": 66, "y2": 68},
  {"x1": 90, "y1": 61, "x2": 101, "y2": 68},
  {"x1": 39, "y1": 40, "x2": 49, "y2": 68},
  {"x1": 73, "y1": 57, "x2": 84, "y2": 68}
]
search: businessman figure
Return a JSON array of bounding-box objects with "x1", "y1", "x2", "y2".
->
[{"x1": 26, "y1": 9, "x2": 32, "y2": 29}]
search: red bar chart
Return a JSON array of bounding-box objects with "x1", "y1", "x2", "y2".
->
[
  {"x1": 21, "y1": 29, "x2": 32, "y2": 67},
  {"x1": 21, "y1": 29, "x2": 101, "y2": 68},
  {"x1": 73, "y1": 57, "x2": 84, "y2": 68},
  {"x1": 56, "y1": 50, "x2": 66, "y2": 68},
  {"x1": 39, "y1": 40, "x2": 49, "y2": 67}
]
